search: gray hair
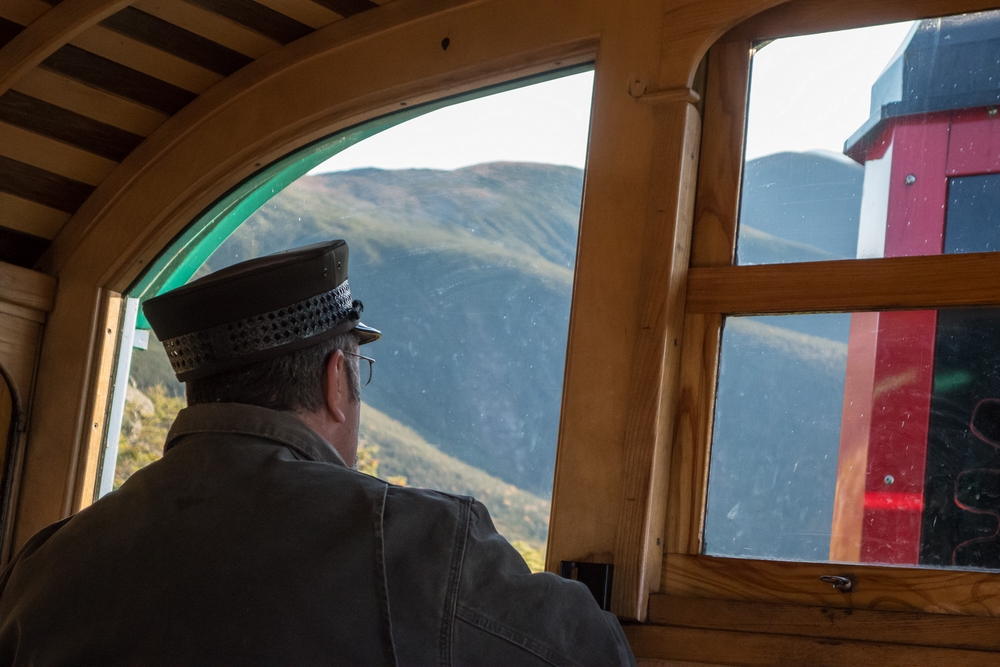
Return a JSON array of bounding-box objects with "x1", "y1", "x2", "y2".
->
[{"x1": 185, "y1": 331, "x2": 360, "y2": 410}]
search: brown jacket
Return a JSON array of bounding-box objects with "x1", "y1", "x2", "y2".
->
[{"x1": 0, "y1": 402, "x2": 635, "y2": 666}]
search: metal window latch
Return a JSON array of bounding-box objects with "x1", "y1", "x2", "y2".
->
[
  {"x1": 560, "y1": 561, "x2": 614, "y2": 611},
  {"x1": 819, "y1": 574, "x2": 856, "y2": 593}
]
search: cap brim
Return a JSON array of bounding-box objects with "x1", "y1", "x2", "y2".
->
[{"x1": 355, "y1": 322, "x2": 381, "y2": 344}]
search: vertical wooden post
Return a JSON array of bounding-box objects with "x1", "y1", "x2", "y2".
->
[{"x1": 611, "y1": 100, "x2": 701, "y2": 619}]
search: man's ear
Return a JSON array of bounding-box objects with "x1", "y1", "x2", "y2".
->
[{"x1": 324, "y1": 350, "x2": 349, "y2": 423}]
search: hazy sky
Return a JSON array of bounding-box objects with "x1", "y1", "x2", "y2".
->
[
  {"x1": 310, "y1": 21, "x2": 917, "y2": 174},
  {"x1": 309, "y1": 71, "x2": 595, "y2": 173},
  {"x1": 745, "y1": 21, "x2": 916, "y2": 162}
]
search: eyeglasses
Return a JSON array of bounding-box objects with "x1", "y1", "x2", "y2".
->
[{"x1": 344, "y1": 352, "x2": 375, "y2": 387}]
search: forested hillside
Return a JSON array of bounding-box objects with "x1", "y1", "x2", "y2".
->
[
  {"x1": 199, "y1": 162, "x2": 583, "y2": 497},
  {"x1": 124, "y1": 154, "x2": 861, "y2": 566}
]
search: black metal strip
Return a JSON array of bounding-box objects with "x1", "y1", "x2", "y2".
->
[
  {"x1": 0, "y1": 226, "x2": 48, "y2": 268},
  {"x1": 0, "y1": 17, "x2": 24, "y2": 48},
  {"x1": 183, "y1": 0, "x2": 312, "y2": 45},
  {"x1": 101, "y1": 8, "x2": 252, "y2": 76},
  {"x1": 0, "y1": 90, "x2": 144, "y2": 162},
  {"x1": 0, "y1": 156, "x2": 95, "y2": 214},
  {"x1": 41, "y1": 45, "x2": 197, "y2": 115},
  {"x1": 306, "y1": 0, "x2": 378, "y2": 17}
]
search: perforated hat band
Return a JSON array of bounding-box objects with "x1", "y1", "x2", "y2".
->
[{"x1": 162, "y1": 281, "x2": 361, "y2": 382}]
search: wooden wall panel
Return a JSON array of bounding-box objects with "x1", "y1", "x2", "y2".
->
[
  {"x1": 664, "y1": 312, "x2": 719, "y2": 555},
  {"x1": 0, "y1": 258, "x2": 56, "y2": 313},
  {"x1": 14, "y1": 279, "x2": 101, "y2": 546}
]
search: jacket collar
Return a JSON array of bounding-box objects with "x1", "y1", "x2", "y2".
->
[{"x1": 165, "y1": 402, "x2": 348, "y2": 467}]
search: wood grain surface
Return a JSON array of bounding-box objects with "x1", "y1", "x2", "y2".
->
[
  {"x1": 665, "y1": 313, "x2": 719, "y2": 555},
  {"x1": 131, "y1": 0, "x2": 281, "y2": 58},
  {"x1": 0, "y1": 259, "x2": 57, "y2": 313},
  {"x1": 648, "y1": 595, "x2": 1000, "y2": 652},
  {"x1": 625, "y1": 623, "x2": 1000, "y2": 667},
  {"x1": 689, "y1": 39, "x2": 748, "y2": 268},
  {"x1": 687, "y1": 253, "x2": 1000, "y2": 315},
  {"x1": 0, "y1": 190, "x2": 68, "y2": 240},
  {"x1": 662, "y1": 553, "x2": 1000, "y2": 617},
  {"x1": 611, "y1": 100, "x2": 701, "y2": 620}
]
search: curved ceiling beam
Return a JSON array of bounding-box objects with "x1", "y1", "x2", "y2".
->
[{"x1": 0, "y1": 0, "x2": 135, "y2": 97}]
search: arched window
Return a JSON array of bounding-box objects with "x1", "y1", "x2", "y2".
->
[{"x1": 100, "y1": 67, "x2": 594, "y2": 571}]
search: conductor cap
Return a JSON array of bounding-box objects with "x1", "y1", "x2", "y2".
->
[{"x1": 143, "y1": 240, "x2": 380, "y2": 382}]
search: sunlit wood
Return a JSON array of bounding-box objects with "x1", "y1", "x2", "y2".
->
[
  {"x1": 70, "y1": 25, "x2": 222, "y2": 93},
  {"x1": 11, "y1": 68, "x2": 169, "y2": 136},
  {"x1": 663, "y1": 553, "x2": 1000, "y2": 617},
  {"x1": 0, "y1": 261, "x2": 56, "y2": 313},
  {"x1": 0, "y1": 191, "x2": 69, "y2": 240},
  {"x1": 0, "y1": 121, "x2": 116, "y2": 185},
  {"x1": 686, "y1": 253, "x2": 1000, "y2": 315}
]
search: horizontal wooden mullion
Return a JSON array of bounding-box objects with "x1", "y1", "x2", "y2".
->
[
  {"x1": 687, "y1": 253, "x2": 1000, "y2": 314},
  {"x1": 624, "y1": 623, "x2": 1000, "y2": 667},
  {"x1": 41, "y1": 44, "x2": 197, "y2": 115},
  {"x1": 0, "y1": 190, "x2": 69, "y2": 239},
  {"x1": 0, "y1": 90, "x2": 143, "y2": 162},
  {"x1": 647, "y1": 594, "x2": 1000, "y2": 652},
  {"x1": 662, "y1": 552, "x2": 1000, "y2": 617},
  {"x1": 0, "y1": 155, "x2": 94, "y2": 213},
  {"x1": 100, "y1": 7, "x2": 252, "y2": 76}
]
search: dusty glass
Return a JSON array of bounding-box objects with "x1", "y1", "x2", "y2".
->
[
  {"x1": 737, "y1": 10, "x2": 1000, "y2": 265},
  {"x1": 111, "y1": 71, "x2": 595, "y2": 571},
  {"x1": 705, "y1": 308, "x2": 1000, "y2": 569}
]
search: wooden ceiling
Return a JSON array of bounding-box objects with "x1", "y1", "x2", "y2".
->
[{"x1": 0, "y1": 0, "x2": 392, "y2": 269}]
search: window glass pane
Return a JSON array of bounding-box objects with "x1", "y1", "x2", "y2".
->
[
  {"x1": 112, "y1": 71, "x2": 594, "y2": 572},
  {"x1": 705, "y1": 308, "x2": 1000, "y2": 569},
  {"x1": 737, "y1": 10, "x2": 1000, "y2": 265}
]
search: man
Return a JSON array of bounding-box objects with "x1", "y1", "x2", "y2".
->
[{"x1": 0, "y1": 240, "x2": 635, "y2": 666}]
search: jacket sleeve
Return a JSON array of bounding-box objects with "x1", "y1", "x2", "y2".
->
[{"x1": 452, "y1": 500, "x2": 636, "y2": 667}]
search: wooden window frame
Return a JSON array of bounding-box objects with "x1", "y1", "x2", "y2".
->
[{"x1": 662, "y1": 0, "x2": 1000, "y2": 622}]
